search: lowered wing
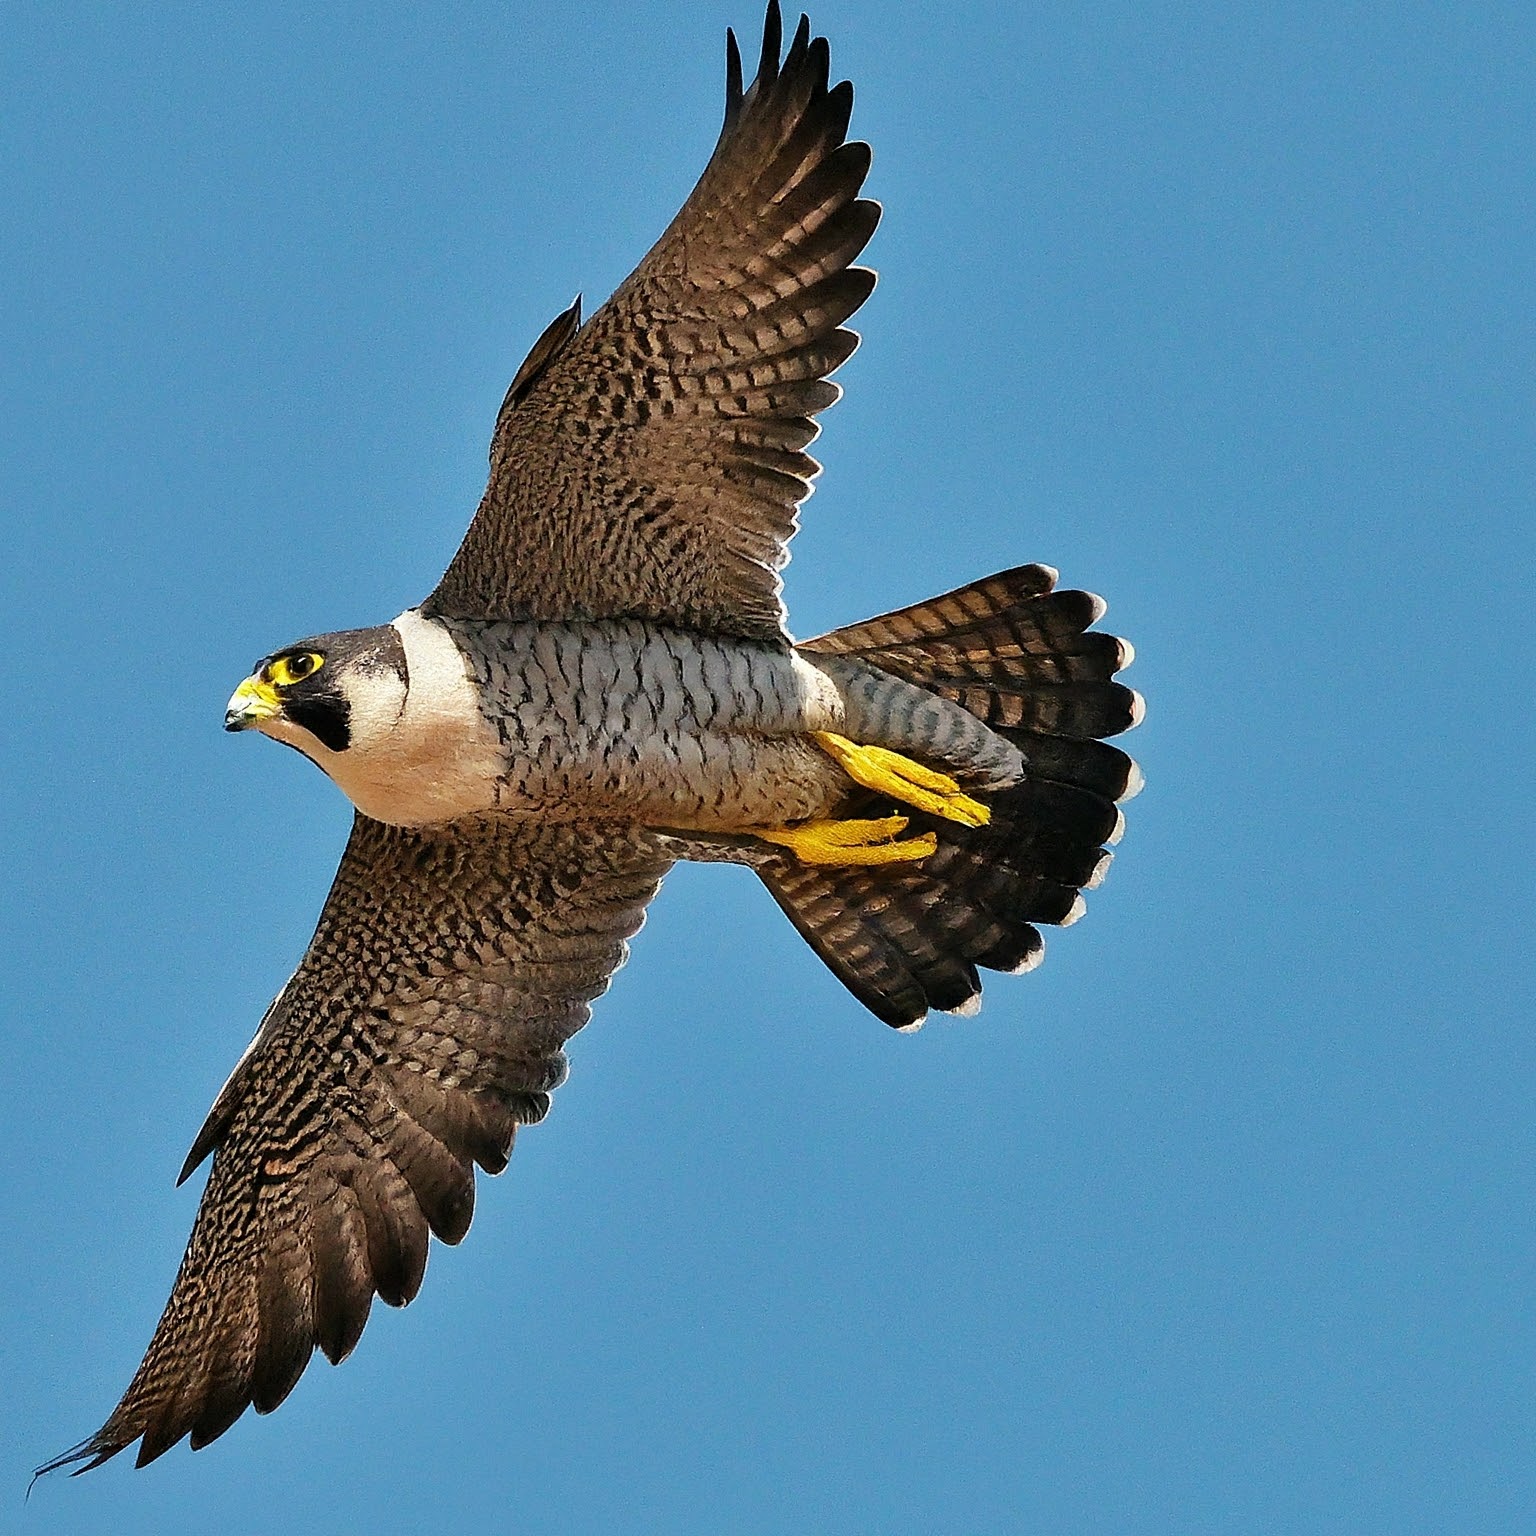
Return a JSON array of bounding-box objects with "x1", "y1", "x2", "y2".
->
[{"x1": 43, "y1": 815, "x2": 671, "y2": 1470}]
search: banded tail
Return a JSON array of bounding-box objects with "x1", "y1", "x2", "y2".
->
[{"x1": 776, "y1": 564, "x2": 1142, "y2": 1028}]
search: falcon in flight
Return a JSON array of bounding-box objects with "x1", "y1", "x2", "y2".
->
[{"x1": 45, "y1": 2, "x2": 1141, "y2": 1473}]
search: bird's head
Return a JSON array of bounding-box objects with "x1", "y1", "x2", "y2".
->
[{"x1": 224, "y1": 625, "x2": 408, "y2": 760}]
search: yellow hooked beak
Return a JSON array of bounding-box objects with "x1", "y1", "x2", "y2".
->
[{"x1": 224, "y1": 673, "x2": 281, "y2": 732}]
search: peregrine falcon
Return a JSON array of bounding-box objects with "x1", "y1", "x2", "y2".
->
[{"x1": 44, "y1": 2, "x2": 1141, "y2": 1473}]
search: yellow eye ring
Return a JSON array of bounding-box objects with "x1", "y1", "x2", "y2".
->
[{"x1": 267, "y1": 652, "x2": 324, "y2": 688}]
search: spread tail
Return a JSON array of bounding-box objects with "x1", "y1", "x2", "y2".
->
[{"x1": 773, "y1": 564, "x2": 1142, "y2": 1028}]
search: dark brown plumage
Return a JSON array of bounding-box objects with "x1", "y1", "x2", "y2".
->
[
  {"x1": 773, "y1": 565, "x2": 1141, "y2": 1028},
  {"x1": 426, "y1": 5, "x2": 876, "y2": 639},
  {"x1": 43, "y1": 3, "x2": 1141, "y2": 1476},
  {"x1": 43, "y1": 821, "x2": 671, "y2": 1471}
]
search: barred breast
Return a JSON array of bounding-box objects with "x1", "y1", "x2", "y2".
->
[
  {"x1": 439, "y1": 614, "x2": 852, "y2": 829},
  {"x1": 314, "y1": 611, "x2": 1022, "y2": 834}
]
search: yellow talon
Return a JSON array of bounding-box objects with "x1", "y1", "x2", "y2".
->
[
  {"x1": 755, "y1": 816, "x2": 939, "y2": 867},
  {"x1": 812, "y1": 731, "x2": 991, "y2": 828}
]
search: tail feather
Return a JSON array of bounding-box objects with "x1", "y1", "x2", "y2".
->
[
  {"x1": 802, "y1": 563, "x2": 1061, "y2": 650},
  {"x1": 773, "y1": 564, "x2": 1140, "y2": 1027},
  {"x1": 762, "y1": 861, "x2": 932, "y2": 1027},
  {"x1": 958, "y1": 680, "x2": 1140, "y2": 739},
  {"x1": 762, "y1": 858, "x2": 1041, "y2": 1029},
  {"x1": 803, "y1": 563, "x2": 1143, "y2": 747},
  {"x1": 876, "y1": 628, "x2": 1128, "y2": 683},
  {"x1": 913, "y1": 832, "x2": 1091, "y2": 928},
  {"x1": 1000, "y1": 731, "x2": 1141, "y2": 802}
]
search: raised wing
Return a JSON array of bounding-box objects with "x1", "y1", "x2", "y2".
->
[
  {"x1": 43, "y1": 815, "x2": 672, "y2": 1472},
  {"x1": 425, "y1": 2, "x2": 879, "y2": 642}
]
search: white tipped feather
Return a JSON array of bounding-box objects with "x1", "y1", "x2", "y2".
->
[
  {"x1": 941, "y1": 991, "x2": 983, "y2": 1018},
  {"x1": 1007, "y1": 944, "x2": 1045, "y2": 975},
  {"x1": 1084, "y1": 850, "x2": 1115, "y2": 890}
]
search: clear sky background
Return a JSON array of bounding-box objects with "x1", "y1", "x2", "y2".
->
[{"x1": 2, "y1": 2, "x2": 1531, "y2": 1532}]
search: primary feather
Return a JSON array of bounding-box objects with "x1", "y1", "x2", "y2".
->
[{"x1": 43, "y1": 3, "x2": 1140, "y2": 1474}]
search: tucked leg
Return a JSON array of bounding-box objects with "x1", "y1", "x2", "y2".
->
[
  {"x1": 810, "y1": 732, "x2": 991, "y2": 827},
  {"x1": 753, "y1": 816, "x2": 938, "y2": 867}
]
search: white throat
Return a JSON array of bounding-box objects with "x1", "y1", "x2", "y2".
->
[{"x1": 274, "y1": 609, "x2": 506, "y2": 828}]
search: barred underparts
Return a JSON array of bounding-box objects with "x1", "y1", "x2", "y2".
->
[{"x1": 44, "y1": 3, "x2": 1141, "y2": 1476}]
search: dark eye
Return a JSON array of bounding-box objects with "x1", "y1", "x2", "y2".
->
[{"x1": 269, "y1": 652, "x2": 323, "y2": 688}]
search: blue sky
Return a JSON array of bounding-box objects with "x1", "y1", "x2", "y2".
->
[{"x1": 2, "y1": 2, "x2": 1531, "y2": 1531}]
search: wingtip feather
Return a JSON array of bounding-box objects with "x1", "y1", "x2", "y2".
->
[
  {"x1": 724, "y1": 28, "x2": 743, "y2": 126},
  {"x1": 758, "y1": 0, "x2": 783, "y2": 87},
  {"x1": 32, "y1": 1433, "x2": 123, "y2": 1483}
]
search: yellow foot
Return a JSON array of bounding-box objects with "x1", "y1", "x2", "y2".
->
[
  {"x1": 811, "y1": 731, "x2": 991, "y2": 828},
  {"x1": 754, "y1": 815, "x2": 939, "y2": 867}
]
